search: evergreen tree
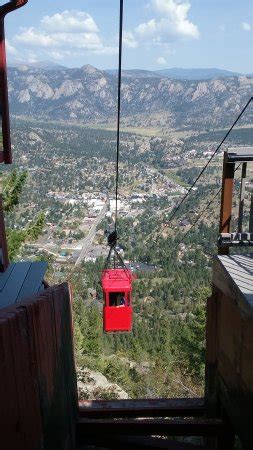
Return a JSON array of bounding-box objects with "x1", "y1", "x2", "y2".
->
[{"x1": 1, "y1": 170, "x2": 45, "y2": 259}]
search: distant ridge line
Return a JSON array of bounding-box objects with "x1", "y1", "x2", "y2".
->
[{"x1": 8, "y1": 61, "x2": 248, "y2": 80}]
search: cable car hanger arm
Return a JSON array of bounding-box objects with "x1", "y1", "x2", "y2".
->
[{"x1": 0, "y1": 0, "x2": 28, "y2": 17}]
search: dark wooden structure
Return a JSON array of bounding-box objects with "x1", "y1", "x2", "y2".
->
[
  {"x1": 219, "y1": 147, "x2": 253, "y2": 254},
  {"x1": 206, "y1": 254, "x2": 253, "y2": 450},
  {"x1": 0, "y1": 282, "x2": 78, "y2": 450},
  {"x1": 0, "y1": 195, "x2": 9, "y2": 270},
  {"x1": 4, "y1": 264, "x2": 251, "y2": 449}
]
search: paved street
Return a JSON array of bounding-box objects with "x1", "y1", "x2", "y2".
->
[{"x1": 75, "y1": 202, "x2": 108, "y2": 266}]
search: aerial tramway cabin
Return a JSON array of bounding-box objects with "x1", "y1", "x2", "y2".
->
[
  {"x1": 1, "y1": 1, "x2": 253, "y2": 449},
  {"x1": 102, "y1": 268, "x2": 134, "y2": 332}
]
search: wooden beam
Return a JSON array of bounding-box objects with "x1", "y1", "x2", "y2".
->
[
  {"x1": 238, "y1": 162, "x2": 247, "y2": 233},
  {"x1": 77, "y1": 418, "x2": 230, "y2": 437},
  {"x1": 219, "y1": 152, "x2": 235, "y2": 255},
  {"x1": 79, "y1": 398, "x2": 205, "y2": 419},
  {"x1": 0, "y1": 195, "x2": 9, "y2": 271},
  {"x1": 81, "y1": 435, "x2": 206, "y2": 450}
]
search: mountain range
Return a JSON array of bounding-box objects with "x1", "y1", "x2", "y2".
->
[
  {"x1": 106, "y1": 67, "x2": 243, "y2": 80},
  {"x1": 12, "y1": 62, "x2": 244, "y2": 80},
  {"x1": 8, "y1": 63, "x2": 253, "y2": 129}
]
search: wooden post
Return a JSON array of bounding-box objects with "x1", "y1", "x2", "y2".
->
[
  {"x1": 0, "y1": 14, "x2": 11, "y2": 164},
  {"x1": 218, "y1": 152, "x2": 235, "y2": 255},
  {"x1": 238, "y1": 163, "x2": 247, "y2": 233},
  {"x1": 0, "y1": 1, "x2": 28, "y2": 164},
  {"x1": 249, "y1": 190, "x2": 253, "y2": 232},
  {"x1": 0, "y1": 194, "x2": 9, "y2": 271},
  {"x1": 217, "y1": 425, "x2": 235, "y2": 450}
]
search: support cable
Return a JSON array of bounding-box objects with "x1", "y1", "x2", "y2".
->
[
  {"x1": 115, "y1": 0, "x2": 124, "y2": 235},
  {"x1": 184, "y1": 164, "x2": 242, "y2": 237},
  {"x1": 105, "y1": 0, "x2": 124, "y2": 269},
  {"x1": 184, "y1": 188, "x2": 222, "y2": 237},
  {"x1": 154, "y1": 97, "x2": 253, "y2": 240}
]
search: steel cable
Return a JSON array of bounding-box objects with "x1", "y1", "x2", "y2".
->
[
  {"x1": 153, "y1": 97, "x2": 253, "y2": 243},
  {"x1": 115, "y1": 0, "x2": 124, "y2": 234}
]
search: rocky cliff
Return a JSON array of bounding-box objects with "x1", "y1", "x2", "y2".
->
[{"x1": 8, "y1": 64, "x2": 253, "y2": 129}]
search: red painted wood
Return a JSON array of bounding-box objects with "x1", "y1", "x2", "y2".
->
[{"x1": 104, "y1": 305, "x2": 132, "y2": 332}]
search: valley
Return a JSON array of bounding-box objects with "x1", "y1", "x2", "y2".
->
[{"x1": 4, "y1": 64, "x2": 253, "y2": 402}]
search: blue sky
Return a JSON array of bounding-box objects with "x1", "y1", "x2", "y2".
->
[{"x1": 4, "y1": 0, "x2": 253, "y2": 72}]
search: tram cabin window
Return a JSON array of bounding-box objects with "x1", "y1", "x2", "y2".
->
[{"x1": 109, "y1": 292, "x2": 127, "y2": 307}]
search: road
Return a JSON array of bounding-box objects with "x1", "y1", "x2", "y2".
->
[{"x1": 75, "y1": 202, "x2": 108, "y2": 266}]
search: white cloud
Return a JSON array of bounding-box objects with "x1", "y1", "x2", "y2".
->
[
  {"x1": 27, "y1": 53, "x2": 38, "y2": 64},
  {"x1": 6, "y1": 39, "x2": 19, "y2": 56},
  {"x1": 157, "y1": 56, "x2": 167, "y2": 65},
  {"x1": 92, "y1": 46, "x2": 118, "y2": 56},
  {"x1": 13, "y1": 10, "x2": 118, "y2": 62},
  {"x1": 47, "y1": 51, "x2": 66, "y2": 61},
  {"x1": 241, "y1": 22, "x2": 251, "y2": 31},
  {"x1": 136, "y1": 0, "x2": 199, "y2": 43},
  {"x1": 16, "y1": 27, "x2": 55, "y2": 47},
  {"x1": 123, "y1": 31, "x2": 138, "y2": 49},
  {"x1": 41, "y1": 10, "x2": 99, "y2": 34}
]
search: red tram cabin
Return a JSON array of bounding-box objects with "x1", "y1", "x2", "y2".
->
[{"x1": 102, "y1": 268, "x2": 135, "y2": 332}]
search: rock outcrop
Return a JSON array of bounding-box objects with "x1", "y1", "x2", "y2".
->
[{"x1": 77, "y1": 368, "x2": 129, "y2": 400}]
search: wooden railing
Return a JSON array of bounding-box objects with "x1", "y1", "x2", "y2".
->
[
  {"x1": 0, "y1": 282, "x2": 78, "y2": 450},
  {"x1": 206, "y1": 254, "x2": 253, "y2": 450}
]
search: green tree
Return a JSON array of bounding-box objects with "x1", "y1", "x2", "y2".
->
[
  {"x1": 3, "y1": 170, "x2": 27, "y2": 213},
  {"x1": 1, "y1": 171, "x2": 45, "y2": 259},
  {"x1": 172, "y1": 287, "x2": 209, "y2": 382}
]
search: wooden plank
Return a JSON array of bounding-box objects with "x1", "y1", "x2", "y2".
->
[
  {"x1": 209, "y1": 252, "x2": 253, "y2": 449},
  {"x1": 0, "y1": 282, "x2": 77, "y2": 450},
  {"x1": 27, "y1": 284, "x2": 77, "y2": 450},
  {"x1": 77, "y1": 418, "x2": 230, "y2": 437},
  {"x1": 83, "y1": 435, "x2": 206, "y2": 449},
  {"x1": 7, "y1": 307, "x2": 42, "y2": 450},
  {"x1": 0, "y1": 262, "x2": 15, "y2": 292},
  {"x1": 79, "y1": 398, "x2": 205, "y2": 419},
  {"x1": 51, "y1": 284, "x2": 78, "y2": 448},
  {"x1": 218, "y1": 376, "x2": 252, "y2": 450},
  {"x1": 219, "y1": 296, "x2": 242, "y2": 370},
  {"x1": 16, "y1": 262, "x2": 48, "y2": 302},
  {"x1": 0, "y1": 262, "x2": 31, "y2": 308},
  {"x1": 0, "y1": 315, "x2": 21, "y2": 449},
  {"x1": 0, "y1": 195, "x2": 9, "y2": 271},
  {"x1": 213, "y1": 255, "x2": 253, "y2": 317}
]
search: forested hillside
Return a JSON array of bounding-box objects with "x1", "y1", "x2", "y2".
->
[
  {"x1": 8, "y1": 118, "x2": 251, "y2": 400},
  {"x1": 70, "y1": 214, "x2": 216, "y2": 399}
]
